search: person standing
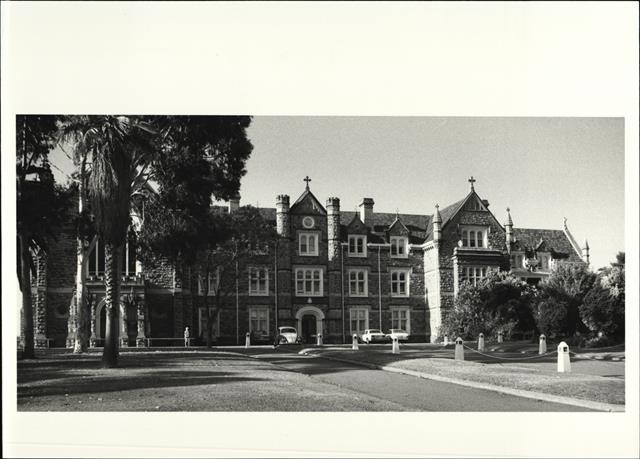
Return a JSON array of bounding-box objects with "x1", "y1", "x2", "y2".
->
[{"x1": 184, "y1": 326, "x2": 190, "y2": 347}]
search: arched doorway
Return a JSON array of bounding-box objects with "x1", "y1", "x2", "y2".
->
[
  {"x1": 295, "y1": 306, "x2": 325, "y2": 344},
  {"x1": 95, "y1": 300, "x2": 132, "y2": 345}
]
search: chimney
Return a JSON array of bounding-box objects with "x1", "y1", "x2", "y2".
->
[
  {"x1": 228, "y1": 194, "x2": 240, "y2": 213},
  {"x1": 359, "y1": 198, "x2": 374, "y2": 224},
  {"x1": 326, "y1": 197, "x2": 341, "y2": 263},
  {"x1": 276, "y1": 194, "x2": 290, "y2": 238}
]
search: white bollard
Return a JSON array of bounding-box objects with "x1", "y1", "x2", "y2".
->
[
  {"x1": 443, "y1": 335, "x2": 449, "y2": 346},
  {"x1": 497, "y1": 331, "x2": 503, "y2": 343},
  {"x1": 454, "y1": 337, "x2": 464, "y2": 361},
  {"x1": 316, "y1": 333, "x2": 323, "y2": 346},
  {"x1": 478, "y1": 333, "x2": 485, "y2": 351},
  {"x1": 352, "y1": 334, "x2": 359, "y2": 350},
  {"x1": 539, "y1": 334, "x2": 547, "y2": 355},
  {"x1": 391, "y1": 336, "x2": 400, "y2": 354},
  {"x1": 557, "y1": 341, "x2": 571, "y2": 373},
  {"x1": 245, "y1": 332, "x2": 251, "y2": 349}
]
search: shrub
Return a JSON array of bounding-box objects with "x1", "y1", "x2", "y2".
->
[
  {"x1": 532, "y1": 264, "x2": 596, "y2": 338},
  {"x1": 439, "y1": 272, "x2": 534, "y2": 341},
  {"x1": 580, "y1": 284, "x2": 624, "y2": 341},
  {"x1": 533, "y1": 294, "x2": 569, "y2": 338},
  {"x1": 439, "y1": 283, "x2": 499, "y2": 340}
]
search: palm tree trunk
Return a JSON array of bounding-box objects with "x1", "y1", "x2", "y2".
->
[
  {"x1": 74, "y1": 157, "x2": 90, "y2": 353},
  {"x1": 19, "y1": 233, "x2": 35, "y2": 359},
  {"x1": 102, "y1": 241, "x2": 120, "y2": 367},
  {"x1": 73, "y1": 239, "x2": 89, "y2": 353}
]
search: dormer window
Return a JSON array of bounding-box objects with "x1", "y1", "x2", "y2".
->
[
  {"x1": 511, "y1": 253, "x2": 525, "y2": 269},
  {"x1": 390, "y1": 236, "x2": 408, "y2": 258},
  {"x1": 298, "y1": 231, "x2": 319, "y2": 256},
  {"x1": 348, "y1": 235, "x2": 367, "y2": 257},
  {"x1": 461, "y1": 227, "x2": 487, "y2": 249},
  {"x1": 538, "y1": 253, "x2": 550, "y2": 271}
]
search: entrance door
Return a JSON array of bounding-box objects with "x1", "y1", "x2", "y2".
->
[{"x1": 301, "y1": 315, "x2": 316, "y2": 344}]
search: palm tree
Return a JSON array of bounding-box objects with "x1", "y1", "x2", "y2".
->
[{"x1": 61, "y1": 116, "x2": 153, "y2": 367}]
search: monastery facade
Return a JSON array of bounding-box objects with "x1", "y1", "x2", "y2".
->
[{"x1": 26, "y1": 177, "x2": 589, "y2": 347}]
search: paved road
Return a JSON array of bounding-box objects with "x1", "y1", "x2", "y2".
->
[{"x1": 252, "y1": 349, "x2": 593, "y2": 411}]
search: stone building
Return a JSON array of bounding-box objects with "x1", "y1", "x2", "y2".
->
[{"x1": 25, "y1": 176, "x2": 589, "y2": 347}]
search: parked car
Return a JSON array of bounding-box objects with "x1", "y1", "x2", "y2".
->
[
  {"x1": 387, "y1": 329, "x2": 409, "y2": 341},
  {"x1": 361, "y1": 329, "x2": 388, "y2": 344},
  {"x1": 275, "y1": 326, "x2": 303, "y2": 345}
]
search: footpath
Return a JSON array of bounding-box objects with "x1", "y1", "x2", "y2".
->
[{"x1": 300, "y1": 342, "x2": 625, "y2": 412}]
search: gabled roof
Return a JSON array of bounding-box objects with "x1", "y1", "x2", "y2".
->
[
  {"x1": 345, "y1": 212, "x2": 368, "y2": 235},
  {"x1": 339, "y1": 210, "x2": 430, "y2": 244},
  {"x1": 512, "y1": 228, "x2": 583, "y2": 262},
  {"x1": 387, "y1": 216, "x2": 410, "y2": 236},
  {"x1": 290, "y1": 189, "x2": 327, "y2": 215}
]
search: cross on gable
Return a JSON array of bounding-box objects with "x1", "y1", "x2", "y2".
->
[
  {"x1": 303, "y1": 175, "x2": 312, "y2": 190},
  {"x1": 468, "y1": 176, "x2": 476, "y2": 191}
]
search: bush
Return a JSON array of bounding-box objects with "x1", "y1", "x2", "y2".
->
[
  {"x1": 533, "y1": 294, "x2": 569, "y2": 338},
  {"x1": 532, "y1": 264, "x2": 596, "y2": 338},
  {"x1": 439, "y1": 272, "x2": 535, "y2": 340},
  {"x1": 439, "y1": 283, "x2": 499, "y2": 340},
  {"x1": 580, "y1": 284, "x2": 624, "y2": 341}
]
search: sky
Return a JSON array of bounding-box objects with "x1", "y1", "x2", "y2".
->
[{"x1": 49, "y1": 116, "x2": 624, "y2": 270}]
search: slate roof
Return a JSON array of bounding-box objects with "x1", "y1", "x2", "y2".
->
[
  {"x1": 512, "y1": 228, "x2": 583, "y2": 262},
  {"x1": 338, "y1": 210, "x2": 431, "y2": 244},
  {"x1": 212, "y1": 195, "x2": 583, "y2": 257}
]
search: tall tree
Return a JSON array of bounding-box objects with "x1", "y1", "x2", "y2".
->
[
  {"x1": 137, "y1": 116, "x2": 254, "y2": 341},
  {"x1": 16, "y1": 115, "x2": 69, "y2": 358},
  {"x1": 60, "y1": 115, "x2": 154, "y2": 367},
  {"x1": 57, "y1": 120, "x2": 96, "y2": 353},
  {"x1": 195, "y1": 206, "x2": 277, "y2": 347}
]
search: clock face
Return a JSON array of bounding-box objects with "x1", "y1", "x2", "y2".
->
[{"x1": 302, "y1": 216, "x2": 315, "y2": 228}]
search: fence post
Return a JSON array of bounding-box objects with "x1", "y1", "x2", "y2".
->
[
  {"x1": 455, "y1": 337, "x2": 464, "y2": 361},
  {"x1": 443, "y1": 335, "x2": 449, "y2": 346},
  {"x1": 316, "y1": 333, "x2": 323, "y2": 346},
  {"x1": 477, "y1": 333, "x2": 485, "y2": 351},
  {"x1": 539, "y1": 334, "x2": 547, "y2": 355},
  {"x1": 245, "y1": 332, "x2": 251, "y2": 349},
  {"x1": 497, "y1": 331, "x2": 503, "y2": 343},
  {"x1": 352, "y1": 334, "x2": 359, "y2": 350},
  {"x1": 391, "y1": 336, "x2": 400, "y2": 354},
  {"x1": 557, "y1": 341, "x2": 571, "y2": 373}
]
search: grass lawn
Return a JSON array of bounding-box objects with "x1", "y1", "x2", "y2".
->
[
  {"x1": 17, "y1": 350, "x2": 409, "y2": 412},
  {"x1": 311, "y1": 344, "x2": 625, "y2": 406}
]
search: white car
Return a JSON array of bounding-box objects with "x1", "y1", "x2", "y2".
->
[
  {"x1": 275, "y1": 326, "x2": 302, "y2": 345},
  {"x1": 387, "y1": 329, "x2": 409, "y2": 341},
  {"x1": 361, "y1": 329, "x2": 388, "y2": 344}
]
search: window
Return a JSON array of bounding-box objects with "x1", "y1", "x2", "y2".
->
[
  {"x1": 350, "y1": 308, "x2": 369, "y2": 335},
  {"x1": 249, "y1": 308, "x2": 269, "y2": 335},
  {"x1": 538, "y1": 253, "x2": 550, "y2": 271},
  {"x1": 511, "y1": 254, "x2": 524, "y2": 269},
  {"x1": 391, "y1": 308, "x2": 410, "y2": 333},
  {"x1": 390, "y1": 237, "x2": 408, "y2": 258},
  {"x1": 198, "y1": 269, "x2": 219, "y2": 296},
  {"x1": 348, "y1": 269, "x2": 368, "y2": 297},
  {"x1": 348, "y1": 235, "x2": 367, "y2": 257},
  {"x1": 461, "y1": 227, "x2": 487, "y2": 248},
  {"x1": 295, "y1": 268, "x2": 323, "y2": 296},
  {"x1": 88, "y1": 236, "x2": 136, "y2": 277},
  {"x1": 248, "y1": 267, "x2": 269, "y2": 296},
  {"x1": 298, "y1": 232, "x2": 319, "y2": 256},
  {"x1": 198, "y1": 308, "x2": 219, "y2": 338},
  {"x1": 460, "y1": 266, "x2": 488, "y2": 286},
  {"x1": 390, "y1": 269, "x2": 410, "y2": 296}
]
